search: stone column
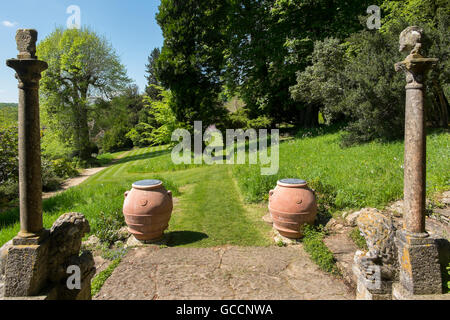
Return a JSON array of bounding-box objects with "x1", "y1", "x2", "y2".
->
[
  {"x1": 4, "y1": 29, "x2": 50, "y2": 297},
  {"x1": 393, "y1": 26, "x2": 442, "y2": 298},
  {"x1": 6, "y1": 29, "x2": 48, "y2": 238}
]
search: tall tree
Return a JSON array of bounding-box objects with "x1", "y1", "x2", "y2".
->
[
  {"x1": 145, "y1": 48, "x2": 162, "y2": 100},
  {"x1": 224, "y1": 0, "x2": 377, "y2": 126},
  {"x1": 290, "y1": 0, "x2": 449, "y2": 145},
  {"x1": 156, "y1": 0, "x2": 230, "y2": 130},
  {"x1": 38, "y1": 27, "x2": 130, "y2": 161}
]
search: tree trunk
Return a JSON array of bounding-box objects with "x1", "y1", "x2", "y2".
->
[
  {"x1": 78, "y1": 104, "x2": 91, "y2": 161},
  {"x1": 77, "y1": 89, "x2": 92, "y2": 161},
  {"x1": 299, "y1": 104, "x2": 320, "y2": 128}
]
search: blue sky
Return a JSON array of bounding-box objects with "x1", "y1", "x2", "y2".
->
[{"x1": 0, "y1": 0, "x2": 163, "y2": 103}]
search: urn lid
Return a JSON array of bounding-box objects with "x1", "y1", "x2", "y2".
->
[
  {"x1": 132, "y1": 179, "x2": 163, "y2": 190},
  {"x1": 278, "y1": 179, "x2": 307, "y2": 187}
]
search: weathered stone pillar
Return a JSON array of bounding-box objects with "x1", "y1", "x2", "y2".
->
[
  {"x1": 7, "y1": 29, "x2": 48, "y2": 238},
  {"x1": 393, "y1": 26, "x2": 442, "y2": 298},
  {"x1": 3, "y1": 29, "x2": 50, "y2": 297}
]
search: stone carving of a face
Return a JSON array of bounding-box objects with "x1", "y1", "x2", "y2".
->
[
  {"x1": 15, "y1": 29, "x2": 38, "y2": 59},
  {"x1": 399, "y1": 26, "x2": 423, "y2": 55}
]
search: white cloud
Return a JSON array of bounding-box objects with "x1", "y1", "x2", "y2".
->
[{"x1": 2, "y1": 21, "x2": 18, "y2": 28}]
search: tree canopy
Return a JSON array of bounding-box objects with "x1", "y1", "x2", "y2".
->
[
  {"x1": 156, "y1": 0, "x2": 230, "y2": 130},
  {"x1": 38, "y1": 27, "x2": 130, "y2": 161},
  {"x1": 145, "y1": 48, "x2": 162, "y2": 100},
  {"x1": 156, "y1": 0, "x2": 380, "y2": 128}
]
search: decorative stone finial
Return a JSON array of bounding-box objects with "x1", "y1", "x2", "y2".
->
[
  {"x1": 395, "y1": 27, "x2": 437, "y2": 81},
  {"x1": 15, "y1": 29, "x2": 38, "y2": 59},
  {"x1": 399, "y1": 26, "x2": 423, "y2": 57}
]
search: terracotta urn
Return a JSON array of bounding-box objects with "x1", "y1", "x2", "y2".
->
[
  {"x1": 269, "y1": 179, "x2": 317, "y2": 239},
  {"x1": 123, "y1": 179, "x2": 173, "y2": 241}
]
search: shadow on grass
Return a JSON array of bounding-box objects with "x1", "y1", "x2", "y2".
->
[
  {"x1": 0, "y1": 191, "x2": 84, "y2": 229},
  {"x1": 115, "y1": 149, "x2": 171, "y2": 166},
  {"x1": 0, "y1": 207, "x2": 19, "y2": 228},
  {"x1": 166, "y1": 231, "x2": 209, "y2": 247}
]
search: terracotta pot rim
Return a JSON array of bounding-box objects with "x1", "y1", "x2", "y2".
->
[
  {"x1": 132, "y1": 179, "x2": 163, "y2": 190},
  {"x1": 277, "y1": 179, "x2": 308, "y2": 188}
]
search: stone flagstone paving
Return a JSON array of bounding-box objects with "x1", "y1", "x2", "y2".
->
[{"x1": 95, "y1": 245, "x2": 354, "y2": 300}]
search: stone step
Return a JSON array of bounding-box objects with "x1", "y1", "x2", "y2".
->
[{"x1": 324, "y1": 230, "x2": 358, "y2": 291}]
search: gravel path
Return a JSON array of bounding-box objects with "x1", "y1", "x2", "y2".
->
[
  {"x1": 95, "y1": 245, "x2": 354, "y2": 300},
  {"x1": 42, "y1": 150, "x2": 132, "y2": 199},
  {"x1": 42, "y1": 167, "x2": 107, "y2": 199}
]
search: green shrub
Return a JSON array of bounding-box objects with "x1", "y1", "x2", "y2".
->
[
  {"x1": 350, "y1": 227, "x2": 368, "y2": 251},
  {"x1": 308, "y1": 178, "x2": 336, "y2": 225},
  {"x1": 0, "y1": 125, "x2": 74, "y2": 200},
  {"x1": 246, "y1": 115, "x2": 272, "y2": 130},
  {"x1": 291, "y1": 34, "x2": 405, "y2": 145},
  {"x1": 41, "y1": 159, "x2": 62, "y2": 192},
  {"x1": 41, "y1": 127, "x2": 74, "y2": 160},
  {"x1": 302, "y1": 224, "x2": 339, "y2": 275},
  {"x1": 101, "y1": 125, "x2": 133, "y2": 153},
  {"x1": 227, "y1": 108, "x2": 272, "y2": 130},
  {"x1": 72, "y1": 156, "x2": 101, "y2": 169},
  {"x1": 95, "y1": 209, "x2": 126, "y2": 245},
  {"x1": 51, "y1": 158, "x2": 79, "y2": 179},
  {"x1": 0, "y1": 124, "x2": 18, "y2": 183},
  {"x1": 0, "y1": 179, "x2": 19, "y2": 205},
  {"x1": 227, "y1": 108, "x2": 249, "y2": 129}
]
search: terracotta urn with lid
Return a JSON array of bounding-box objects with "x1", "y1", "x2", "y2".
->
[
  {"x1": 269, "y1": 179, "x2": 317, "y2": 239},
  {"x1": 123, "y1": 179, "x2": 173, "y2": 241}
]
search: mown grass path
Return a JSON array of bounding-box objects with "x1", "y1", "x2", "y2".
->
[
  {"x1": 89, "y1": 145, "x2": 168, "y2": 184},
  {"x1": 166, "y1": 165, "x2": 272, "y2": 247}
]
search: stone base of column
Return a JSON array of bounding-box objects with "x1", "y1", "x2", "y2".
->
[
  {"x1": 1, "y1": 213, "x2": 96, "y2": 300},
  {"x1": 3, "y1": 233, "x2": 50, "y2": 297},
  {"x1": 353, "y1": 263, "x2": 393, "y2": 300},
  {"x1": 392, "y1": 282, "x2": 450, "y2": 300},
  {"x1": 394, "y1": 230, "x2": 442, "y2": 296}
]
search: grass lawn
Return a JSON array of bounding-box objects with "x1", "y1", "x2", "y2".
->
[
  {"x1": 1, "y1": 128, "x2": 448, "y2": 248},
  {"x1": 233, "y1": 128, "x2": 449, "y2": 211},
  {"x1": 96, "y1": 150, "x2": 130, "y2": 166},
  {"x1": 0, "y1": 145, "x2": 273, "y2": 247}
]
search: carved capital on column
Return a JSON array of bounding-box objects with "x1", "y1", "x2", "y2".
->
[
  {"x1": 395, "y1": 60, "x2": 421, "y2": 89},
  {"x1": 6, "y1": 59, "x2": 48, "y2": 89},
  {"x1": 395, "y1": 26, "x2": 438, "y2": 90},
  {"x1": 395, "y1": 58, "x2": 437, "y2": 89}
]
